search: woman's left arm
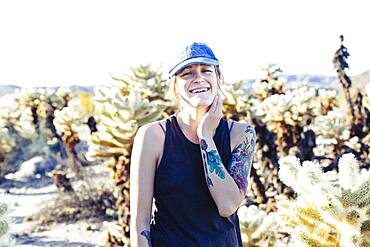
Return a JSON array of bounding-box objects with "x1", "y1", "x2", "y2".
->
[{"x1": 198, "y1": 96, "x2": 256, "y2": 217}]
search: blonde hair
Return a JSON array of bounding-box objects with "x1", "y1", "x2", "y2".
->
[{"x1": 167, "y1": 65, "x2": 225, "y2": 107}]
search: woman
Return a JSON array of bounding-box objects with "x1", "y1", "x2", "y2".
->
[{"x1": 130, "y1": 42, "x2": 256, "y2": 247}]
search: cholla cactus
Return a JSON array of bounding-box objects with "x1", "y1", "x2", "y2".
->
[
  {"x1": 0, "y1": 87, "x2": 71, "y2": 140},
  {"x1": 238, "y1": 205, "x2": 284, "y2": 246},
  {"x1": 54, "y1": 95, "x2": 93, "y2": 142},
  {"x1": 112, "y1": 64, "x2": 175, "y2": 116},
  {"x1": 87, "y1": 80, "x2": 164, "y2": 246},
  {"x1": 317, "y1": 88, "x2": 338, "y2": 115},
  {"x1": 0, "y1": 87, "x2": 74, "y2": 179},
  {"x1": 0, "y1": 94, "x2": 24, "y2": 136},
  {"x1": 0, "y1": 127, "x2": 15, "y2": 156},
  {"x1": 312, "y1": 110, "x2": 362, "y2": 169},
  {"x1": 0, "y1": 200, "x2": 9, "y2": 245},
  {"x1": 128, "y1": 64, "x2": 167, "y2": 100},
  {"x1": 0, "y1": 127, "x2": 15, "y2": 178},
  {"x1": 252, "y1": 64, "x2": 285, "y2": 101},
  {"x1": 222, "y1": 80, "x2": 251, "y2": 121},
  {"x1": 53, "y1": 95, "x2": 94, "y2": 174},
  {"x1": 277, "y1": 153, "x2": 370, "y2": 247},
  {"x1": 251, "y1": 83, "x2": 320, "y2": 155}
]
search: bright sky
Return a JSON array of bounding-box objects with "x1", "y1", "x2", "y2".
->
[{"x1": 0, "y1": 0, "x2": 369, "y2": 87}]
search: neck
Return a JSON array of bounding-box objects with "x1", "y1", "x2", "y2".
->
[{"x1": 176, "y1": 106, "x2": 210, "y2": 143}]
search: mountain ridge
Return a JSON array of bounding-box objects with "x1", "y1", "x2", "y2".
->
[{"x1": 1, "y1": 70, "x2": 369, "y2": 97}]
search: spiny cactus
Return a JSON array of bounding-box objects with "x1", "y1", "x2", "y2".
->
[
  {"x1": 251, "y1": 83, "x2": 321, "y2": 157},
  {"x1": 222, "y1": 80, "x2": 251, "y2": 121},
  {"x1": 0, "y1": 127, "x2": 15, "y2": 179},
  {"x1": 0, "y1": 127, "x2": 15, "y2": 156},
  {"x1": 0, "y1": 199, "x2": 9, "y2": 245},
  {"x1": 87, "y1": 79, "x2": 164, "y2": 246},
  {"x1": 317, "y1": 88, "x2": 339, "y2": 115},
  {"x1": 238, "y1": 205, "x2": 285, "y2": 246},
  {"x1": 252, "y1": 64, "x2": 285, "y2": 101},
  {"x1": 312, "y1": 110, "x2": 363, "y2": 170},
  {"x1": 53, "y1": 95, "x2": 94, "y2": 174},
  {"x1": 277, "y1": 153, "x2": 370, "y2": 247},
  {"x1": 111, "y1": 64, "x2": 175, "y2": 116}
]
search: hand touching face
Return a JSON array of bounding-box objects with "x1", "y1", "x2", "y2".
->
[{"x1": 197, "y1": 94, "x2": 223, "y2": 138}]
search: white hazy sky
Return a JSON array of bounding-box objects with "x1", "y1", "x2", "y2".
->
[{"x1": 0, "y1": 0, "x2": 369, "y2": 87}]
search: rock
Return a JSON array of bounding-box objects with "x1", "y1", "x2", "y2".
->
[{"x1": 5, "y1": 156, "x2": 43, "y2": 181}]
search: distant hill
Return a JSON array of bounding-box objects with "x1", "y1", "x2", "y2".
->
[
  {"x1": 0, "y1": 85, "x2": 21, "y2": 96},
  {"x1": 1, "y1": 70, "x2": 369, "y2": 97},
  {"x1": 0, "y1": 85, "x2": 94, "y2": 97},
  {"x1": 351, "y1": 70, "x2": 370, "y2": 89}
]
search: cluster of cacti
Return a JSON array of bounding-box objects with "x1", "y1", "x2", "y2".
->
[
  {"x1": 330, "y1": 36, "x2": 370, "y2": 169},
  {"x1": 312, "y1": 110, "x2": 362, "y2": 169},
  {"x1": 0, "y1": 92, "x2": 35, "y2": 139},
  {"x1": 277, "y1": 153, "x2": 370, "y2": 247},
  {"x1": 86, "y1": 68, "x2": 166, "y2": 246},
  {"x1": 1, "y1": 34, "x2": 370, "y2": 247},
  {"x1": 251, "y1": 64, "x2": 285, "y2": 101},
  {"x1": 0, "y1": 87, "x2": 72, "y2": 139},
  {"x1": 112, "y1": 64, "x2": 175, "y2": 116},
  {"x1": 231, "y1": 62, "x2": 349, "y2": 218},
  {"x1": 252, "y1": 84, "x2": 320, "y2": 130},
  {"x1": 0, "y1": 88, "x2": 75, "y2": 178},
  {"x1": 238, "y1": 204, "x2": 285, "y2": 246},
  {"x1": 222, "y1": 80, "x2": 252, "y2": 121}
]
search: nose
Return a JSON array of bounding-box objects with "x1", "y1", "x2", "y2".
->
[{"x1": 192, "y1": 70, "x2": 204, "y2": 83}]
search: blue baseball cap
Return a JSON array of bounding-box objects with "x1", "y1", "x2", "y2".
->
[{"x1": 168, "y1": 42, "x2": 219, "y2": 78}]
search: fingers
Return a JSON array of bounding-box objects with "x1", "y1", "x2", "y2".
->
[
  {"x1": 209, "y1": 95, "x2": 218, "y2": 113},
  {"x1": 211, "y1": 94, "x2": 222, "y2": 115}
]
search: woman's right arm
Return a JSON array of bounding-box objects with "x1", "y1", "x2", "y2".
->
[{"x1": 130, "y1": 124, "x2": 162, "y2": 247}]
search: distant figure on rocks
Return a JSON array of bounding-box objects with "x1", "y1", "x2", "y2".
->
[{"x1": 130, "y1": 42, "x2": 257, "y2": 246}]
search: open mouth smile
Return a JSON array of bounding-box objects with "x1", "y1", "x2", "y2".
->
[{"x1": 189, "y1": 87, "x2": 210, "y2": 94}]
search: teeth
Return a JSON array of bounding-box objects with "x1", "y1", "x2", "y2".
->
[{"x1": 190, "y1": 88, "x2": 209, "y2": 94}]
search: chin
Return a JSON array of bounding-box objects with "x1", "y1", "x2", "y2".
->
[{"x1": 189, "y1": 97, "x2": 214, "y2": 108}]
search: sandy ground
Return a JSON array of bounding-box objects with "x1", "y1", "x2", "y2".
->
[{"x1": 0, "y1": 159, "x2": 114, "y2": 247}]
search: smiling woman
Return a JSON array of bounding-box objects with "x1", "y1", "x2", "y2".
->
[{"x1": 129, "y1": 42, "x2": 256, "y2": 247}]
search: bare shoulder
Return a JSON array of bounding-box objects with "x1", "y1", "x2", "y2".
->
[
  {"x1": 133, "y1": 119, "x2": 166, "y2": 164},
  {"x1": 136, "y1": 119, "x2": 166, "y2": 138},
  {"x1": 227, "y1": 120, "x2": 256, "y2": 151}
]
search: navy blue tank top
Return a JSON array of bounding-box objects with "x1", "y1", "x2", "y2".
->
[{"x1": 150, "y1": 115, "x2": 242, "y2": 247}]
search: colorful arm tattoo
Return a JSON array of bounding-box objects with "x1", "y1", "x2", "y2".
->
[
  {"x1": 229, "y1": 125, "x2": 256, "y2": 194},
  {"x1": 200, "y1": 139, "x2": 225, "y2": 187},
  {"x1": 140, "y1": 230, "x2": 152, "y2": 247}
]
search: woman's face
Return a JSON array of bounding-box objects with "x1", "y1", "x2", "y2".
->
[{"x1": 175, "y1": 64, "x2": 219, "y2": 108}]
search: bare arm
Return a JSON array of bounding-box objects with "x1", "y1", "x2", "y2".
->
[
  {"x1": 130, "y1": 123, "x2": 162, "y2": 247},
  {"x1": 199, "y1": 123, "x2": 256, "y2": 217},
  {"x1": 197, "y1": 95, "x2": 256, "y2": 217}
]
